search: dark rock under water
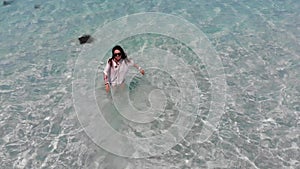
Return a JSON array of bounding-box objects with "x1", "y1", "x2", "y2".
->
[
  {"x1": 3, "y1": 0, "x2": 14, "y2": 6},
  {"x1": 78, "y1": 35, "x2": 94, "y2": 44}
]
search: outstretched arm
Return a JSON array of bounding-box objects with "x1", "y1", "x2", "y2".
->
[
  {"x1": 103, "y1": 73, "x2": 110, "y2": 93},
  {"x1": 103, "y1": 62, "x2": 110, "y2": 93},
  {"x1": 133, "y1": 63, "x2": 145, "y2": 75}
]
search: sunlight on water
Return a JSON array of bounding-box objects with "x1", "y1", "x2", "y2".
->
[{"x1": 0, "y1": 0, "x2": 299, "y2": 168}]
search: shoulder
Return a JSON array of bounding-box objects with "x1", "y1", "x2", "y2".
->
[
  {"x1": 107, "y1": 59, "x2": 113, "y2": 65},
  {"x1": 123, "y1": 58, "x2": 133, "y2": 65},
  {"x1": 126, "y1": 58, "x2": 134, "y2": 63}
]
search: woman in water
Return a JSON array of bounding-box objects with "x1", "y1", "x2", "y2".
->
[{"x1": 103, "y1": 45, "x2": 145, "y2": 93}]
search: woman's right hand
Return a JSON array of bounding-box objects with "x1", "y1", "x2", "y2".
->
[{"x1": 105, "y1": 84, "x2": 110, "y2": 93}]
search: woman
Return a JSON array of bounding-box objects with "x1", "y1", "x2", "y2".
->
[{"x1": 103, "y1": 45, "x2": 145, "y2": 93}]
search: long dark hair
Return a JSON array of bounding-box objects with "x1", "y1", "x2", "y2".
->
[{"x1": 108, "y1": 45, "x2": 128, "y2": 67}]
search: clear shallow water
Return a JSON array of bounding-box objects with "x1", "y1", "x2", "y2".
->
[{"x1": 0, "y1": 0, "x2": 299, "y2": 169}]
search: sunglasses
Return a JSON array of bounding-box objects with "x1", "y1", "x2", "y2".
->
[{"x1": 114, "y1": 53, "x2": 122, "y2": 57}]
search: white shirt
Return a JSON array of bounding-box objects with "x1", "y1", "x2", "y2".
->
[{"x1": 103, "y1": 59, "x2": 134, "y2": 86}]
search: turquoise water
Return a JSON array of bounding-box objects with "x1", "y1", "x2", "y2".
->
[{"x1": 1, "y1": 0, "x2": 299, "y2": 168}]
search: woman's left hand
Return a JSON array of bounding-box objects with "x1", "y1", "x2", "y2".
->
[{"x1": 140, "y1": 69, "x2": 145, "y2": 75}]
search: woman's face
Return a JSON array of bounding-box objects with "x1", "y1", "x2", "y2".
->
[{"x1": 113, "y1": 49, "x2": 122, "y2": 61}]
